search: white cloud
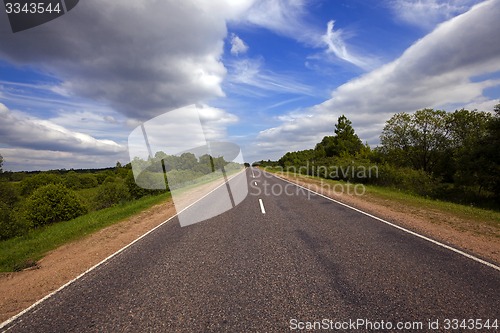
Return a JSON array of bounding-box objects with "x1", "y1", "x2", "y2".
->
[
  {"x1": 389, "y1": 0, "x2": 482, "y2": 29},
  {"x1": 230, "y1": 33, "x2": 249, "y2": 55},
  {"x1": 239, "y1": 0, "x2": 372, "y2": 69},
  {"x1": 0, "y1": 0, "x2": 254, "y2": 120},
  {"x1": 0, "y1": 103, "x2": 125, "y2": 155},
  {"x1": 257, "y1": 0, "x2": 500, "y2": 159},
  {"x1": 0, "y1": 147, "x2": 126, "y2": 172},
  {"x1": 226, "y1": 58, "x2": 314, "y2": 96},
  {"x1": 321, "y1": 20, "x2": 374, "y2": 70}
]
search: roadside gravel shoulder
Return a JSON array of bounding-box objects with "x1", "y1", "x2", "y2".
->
[{"x1": 0, "y1": 200, "x2": 176, "y2": 323}]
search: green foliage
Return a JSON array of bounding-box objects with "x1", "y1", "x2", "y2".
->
[
  {"x1": 23, "y1": 184, "x2": 87, "y2": 227},
  {"x1": 94, "y1": 179, "x2": 131, "y2": 209},
  {"x1": 380, "y1": 109, "x2": 449, "y2": 174},
  {"x1": 63, "y1": 171, "x2": 82, "y2": 189},
  {"x1": 126, "y1": 169, "x2": 166, "y2": 198},
  {"x1": 0, "y1": 180, "x2": 19, "y2": 207},
  {"x1": 95, "y1": 171, "x2": 113, "y2": 184},
  {"x1": 315, "y1": 115, "x2": 363, "y2": 158},
  {"x1": 274, "y1": 107, "x2": 500, "y2": 209},
  {"x1": 0, "y1": 153, "x2": 3, "y2": 173},
  {"x1": 472, "y1": 103, "x2": 500, "y2": 201},
  {"x1": 448, "y1": 109, "x2": 493, "y2": 186},
  {"x1": 0, "y1": 193, "x2": 168, "y2": 272},
  {"x1": 0, "y1": 202, "x2": 31, "y2": 241},
  {"x1": 374, "y1": 164, "x2": 436, "y2": 196},
  {"x1": 20, "y1": 173, "x2": 62, "y2": 196},
  {"x1": 78, "y1": 174, "x2": 99, "y2": 188}
]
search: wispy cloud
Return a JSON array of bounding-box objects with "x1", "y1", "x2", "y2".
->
[
  {"x1": 230, "y1": 33, "x2": 249, "y2": 55},
  {"x1": 226, "y1": 58, "x2": 314, "y2": 96},
  {"x1": 257, "y1": 0, "x2": 500, "y2": 159},
  {"x1": 389, "y1": 0, "x2": 482, "y2": 29},
  {"x1": 321, "y1": 20, "x2": 375, "y2": 70},
  {"x1": 238, "y1": 0, "x2": 373, "y2": 69}
]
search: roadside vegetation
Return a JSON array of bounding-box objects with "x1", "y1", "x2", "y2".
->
[
  {"x1": 256, "y1": 103, "x2": 500, "y2": 211},
  {"x1": 0, "y1": 152, "x2": 241, "y2": 271},
  {"x1": 0, "y1": 193, "x2": 169, "y2": 272}
]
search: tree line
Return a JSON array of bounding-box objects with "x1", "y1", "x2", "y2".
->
[
  {"x1": 0, "y1": 152, "x2": 236, "y2": 241},
  {"x1": 259, "y1": 104, "x2": 500, "y2": 208}
]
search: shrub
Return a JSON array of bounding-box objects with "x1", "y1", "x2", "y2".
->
[
  {"x1": 78, "y1": 174, "x2": 98, "y2": 188},
  {"x1": 20, "y1": 173, "x2": 62, "y2": 196},
  {"x1": 125, "y1": 170, "x2": 165, "y2": 199},
  {"x1": 0, "y1": 181, "x2": 19, "y2": 207},
  {"x1": 23, "y1": 184, "x2": 87, "y2": 227},
  {"x1": 63, "y1": 171, "x2": 81, "y2": 189},
  {"x1": 94, "y1": 180, "x2": 131, "y2": 209},
  {"x1": 0, "y1": 203, "x2": 32, "y2": 240},
  {"x1": 374, "y1": 164, "x2": 436, "y2": 196}
]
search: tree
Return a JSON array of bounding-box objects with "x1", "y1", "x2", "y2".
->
[
  {"x1": 20, "y1": 173, "x2": 62, "y2": 196},
  {"x1": 380, "y1": 109, "x2": 449, "y2": 174},
  {"x1": 380, "y1": 112, "x2": 413, "y2": 167},
  {"x1": 448, "y1": 109, "x2": 493, "y2": 187},
  {"x1": 0, "y1": 153, "x2": 3, "y2": 173},
  {"x1": 472, "y1": 103, "x2": 500, "y2": 199},
  {"x1": 315, "y1": 115, "x2": 363, "y2": 157}
]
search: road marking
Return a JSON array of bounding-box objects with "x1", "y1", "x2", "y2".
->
[
  {"x1": 259, "y1": 198, "x2": 266, "y2": 214},
  {"x1": 254, "y1": 181, "x2": 257, "y2": 186},
  {"x1": 0, "y1": 170, "x2": 249, "y2": 330},
  {"x1": 271, "y1": 173, "x2": 500, "y2": 272},
  {"x1": 251, "y1": 168, "x2": 256, "y2": 178}
]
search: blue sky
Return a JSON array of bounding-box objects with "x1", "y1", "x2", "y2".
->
[{"x1": 0, "y1": 0, "x2": 499, "y2": 171}]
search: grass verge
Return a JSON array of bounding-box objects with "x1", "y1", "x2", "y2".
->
[{"x1": 0, "y1": 193, "x2": 171, "y2": 272}]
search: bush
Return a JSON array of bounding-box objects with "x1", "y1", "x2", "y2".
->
[
  {"x1": 125, "y1": 170, "x2": 165, "y2": 199},
  {"x1": 374, "y1": 164, "x2": 436, "y2": 196},
  {"x1": 23, "y1": 184, "x2": 87, "y2": 227},
  {"x1": 0, "y1": 181, "x2": 19, "y2": 207},
  {"x1": 94, "y1": 180, "x2": 131, "y2": 209},
  {"x1": 0, "y1": 202, "x2": 27, "y2": 240},
  {"x1": 20, "y1": 173, "x2": 62, "y2": 196},
  {"x1": 78, "y1": 174, "x2": 98, "y2": 189},
  {"x1": 63, "y1": 171, "x2": 81, "y2": 189}
]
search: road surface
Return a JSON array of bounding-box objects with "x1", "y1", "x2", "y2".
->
[{"x1": 2, "y1": 168, "x2": 499, "y2": 332}]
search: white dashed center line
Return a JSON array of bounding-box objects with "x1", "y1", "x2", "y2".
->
[{"x1": 259, "y1": 198, "x2": 266, "y2": 214}]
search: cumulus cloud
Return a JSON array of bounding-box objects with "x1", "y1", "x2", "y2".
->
[
  {"x1": 257, "y1": 0, "x2": 500, "y2": 159},
  {"x1": 230, "y1": 33, "x2": 249, "y2": 55},
  {"x1": 0, "y1": 103, "x2": 125, "y2": 155},
  {"x1": 0, "y1": 0, "x2": 254, "y2": 120}
]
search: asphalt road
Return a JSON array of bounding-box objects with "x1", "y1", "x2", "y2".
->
[{"x1": 2, "y1": 168, "x2": 499, "y2": 332}]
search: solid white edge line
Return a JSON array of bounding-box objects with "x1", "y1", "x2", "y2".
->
[
  {"x1": 270, "y1": 172, "x2": 500, "y2": 272},
  {"x1": 259, "y1": 198, "x2": 266, "y2": 214},
  {"x1": 0, "y1": 169, "x2": 249, "y2": 330}
]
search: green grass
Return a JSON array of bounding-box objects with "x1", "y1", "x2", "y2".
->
[
  {"x1": 263, "y1": 167, "x2": 500, "y2": 228},
  {"x1": 364, "y1": 184, "x2": 500, "y2": 227},
  {"x1": 0, "y1": 193, "x2": 171, "y2": 272}
]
